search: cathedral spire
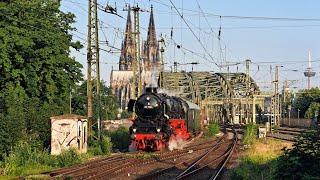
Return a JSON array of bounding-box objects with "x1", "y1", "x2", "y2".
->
[
  {"x1": 119, "y1": 5, "x2": 136, "y2": 71},
  {"x1": 147, "y1": 5, "x2": 157, "y2": 47},
  {"x1": 124, "y1": 5, "x2": 132, "y2": 47},
  {"x1": 119, "y1": 42, "x2": 126, "y2": 70}
]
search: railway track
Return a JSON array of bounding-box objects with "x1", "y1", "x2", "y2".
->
[
  {"x1": 267, "y1": 127, "x2": 307, "y2": 142},
  {"x1": 137, "y1": 129, "x2": 238, "y2": 180},
  {"x1": 226, "y1": 123, "x2": 306, "y2": 142},
  {"x1": 48, "y1": 136, "x2": 224, "y2": 179}
]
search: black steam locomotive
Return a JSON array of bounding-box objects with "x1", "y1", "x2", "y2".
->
[{"x1": 128, "y1": 88, "x2": 202, "y2": 151}]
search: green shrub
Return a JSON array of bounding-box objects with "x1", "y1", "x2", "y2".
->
[
  {"x1": 3, "y1": 141, "x2": 54, "y2": 176},
  {"x1": 206, "y1": 123, "x2": 220, "y2": 137},
  {"x1": 100, "y1": 136, "x2": 112, "y2": 155},
  {"x1": 120, "y1": 110, "x2": 132, "y2": 119},
  {"x1": 243, "y1": 123, "x2": 258, "y2": 145},
  {"x1": 107, "y1": 127, "x2": 130, "y2": 151},
  {"x1": 88, "y1": 146, "x2": 103, "y2": 156},
  {"x1": 56, "y1": 148, "x2": 83, "y2": 167},
  {"x1": 275, "y1": 128, "x2": 320, "y2": 179},
  {"x1": 88, "y1": 135, "x2": 112, "y2": 156},
  {"x1": 3, "y1": 140, "x2": 87, "y2": 176}
]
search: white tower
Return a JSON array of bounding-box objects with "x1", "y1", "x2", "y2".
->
[{"x1": 304, "y1": 51, "x2": 316, "y2": 89}]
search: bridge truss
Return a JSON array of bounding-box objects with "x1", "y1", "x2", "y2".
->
[{"x1": 160, "y1": 71, "x2": 266, "y2": 124}]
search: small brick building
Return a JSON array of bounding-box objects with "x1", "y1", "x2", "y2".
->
[{"x1": 50, "y1": 114, "x2": 88, "y2": 155}]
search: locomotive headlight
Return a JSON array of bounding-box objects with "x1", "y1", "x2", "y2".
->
[
  {"x1": 133, "y1": 128, "x2": 137, "y2": 133},
  {"x1": 156, "y1": 128, "x2": 161, "y2": 132}
]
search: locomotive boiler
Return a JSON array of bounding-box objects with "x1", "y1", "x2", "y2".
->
[{"x1": 128, "y1": 88, "x2": 202, "y2": 151}]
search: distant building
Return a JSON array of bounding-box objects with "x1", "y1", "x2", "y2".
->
[{"x1": 111, "y1": 6, "x2": 161, "y2": 111}]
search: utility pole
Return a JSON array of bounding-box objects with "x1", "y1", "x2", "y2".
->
[
  {"x1": 87, "y1": 0, "x2": 101, "y2": 139},
  {"x1": 158, "y1": 35, "x2": 165, "y2": 88},
  {"x1": 245, "y1": 59, "x2": 251, "y2": 124},
  {"x1": 271, "y1": 65, "x2": 282, "y2": 127},
  {"x1": 124, "y1": 4, "x2": 148, "y2": 98},
  {"x1": 133, "y1": 5, "x2": 142, "y2": 96}
]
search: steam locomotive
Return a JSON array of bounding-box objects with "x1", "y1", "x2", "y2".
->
[{"x1": 128, "y1": 87, "x2": 202, "y2": 151}]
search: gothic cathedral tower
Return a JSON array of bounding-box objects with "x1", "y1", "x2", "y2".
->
[
  {"x1": 142, "y1": 6, "x2": 161, "y2": 71},
  {"x1": 119, "y1": 6, "x2": 136, "y2": 71},
  {"x1": 119, "y1": 5, "x2": 160, "y2": 72}
]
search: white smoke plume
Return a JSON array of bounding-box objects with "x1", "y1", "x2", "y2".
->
[
  {"x1": 149, "y1": 66, "x2": 158, "y2": 88},
  {"x1": 168, "y1": 137, "x2": 187, "y2": 151}
]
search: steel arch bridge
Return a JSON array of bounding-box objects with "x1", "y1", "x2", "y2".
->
[{"x1": 159, "y1": 71, "x2": 265, "y2": 124}]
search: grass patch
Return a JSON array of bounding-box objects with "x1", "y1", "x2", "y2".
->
[
  {"x1": 205, "y1": 122, "x2": 220, "y2": 137},
  {"x1": 243, "y1": 123, "x2": 258, "y2": 145},
  {"x1": 229, "y1": 139, "x2": 292, "y2": 180},
  {"x1": 1, "y1": 141, "x2": 89, "y2": 177}
]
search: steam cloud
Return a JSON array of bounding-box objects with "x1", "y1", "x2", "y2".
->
[{"x1": 168, "y1": 137, "x2": 187, "y2": 151}]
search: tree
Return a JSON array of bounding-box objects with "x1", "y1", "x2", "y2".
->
[
  {"x1": 72, "y1": 81, "x2": 119, "y2": 121},
  {"x1": 293, "y1": 88, "x2": 320, "y2": 118},
  {"x1": 0, "y1": 0, "x2": 83, "y2": 158},
  {"x1": 304, "y1": 102, "x2": 320, "y2": 119}
]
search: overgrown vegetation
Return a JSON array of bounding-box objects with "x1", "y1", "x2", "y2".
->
[
  {"x1": 243, "y1": 123, "x2": 258, "y2": 145},
  {"x1": 0, "y1": 1, "x2": 120, "y2": 177},
  {"x1": 0, "y1": 0, "x2": 83, "y2": 160},
  {"x1": 2, "y1": 140, "x2": 87, "y2": 176},
  {"x1": 231, "y1": 127, "x2": 320, "y2": 180},
  {"x1": 87, "y1": 135, "x2": 113, "y2": 156},
  {"x1": 229, "y1": 139, "x2": 289, "y2": 180},
  {"x1": 106, "y1": 127, "x2": 131, "y2": 151},
  {"x1": 72, "y1": 81, "x2": 119, "y2": 120},
  {"x1": 274, "y1": 127, "x2": 320, "y2": 179},
  {"x1": 293, "y1": 87, "x2": 320, "y2": 118},
  {"x1": 206, "y1": 122, "x2": 220, "y2": 137},
  {"x1": 304, "y1": 102, "x2": 320, "y2": 119}
]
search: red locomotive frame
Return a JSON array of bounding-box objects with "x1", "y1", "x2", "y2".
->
[{"x1": 130, "y1": 118, "x2": 190, "y2": 151}]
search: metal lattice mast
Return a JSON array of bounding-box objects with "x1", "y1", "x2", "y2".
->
[
  {"x1": 87, "y1": 0, "x2": 101, "y2": 138},
  {"x1": 132, "y1": 5, "x2": 142, "y2": 96},
  {"x1": 245, "y1": 59, "x2": 251, "y2": 123},
  {"x1": 271, "y1": 65, "x2": 281, "y2": 126},
  {"x1": 158, "y1": 36, "x2": 165, "y2": 88},
  {"x1": 124, "y1": 5, "x2": 148, "y2": 98}
]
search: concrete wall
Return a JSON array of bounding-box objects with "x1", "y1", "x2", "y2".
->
[{"x1": 51, "y1": 117, "x2": 87, "y2": 155}]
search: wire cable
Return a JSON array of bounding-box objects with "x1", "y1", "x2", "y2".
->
[{"x1": 168, "y1": 0, "x2": 219, "y2": 67}]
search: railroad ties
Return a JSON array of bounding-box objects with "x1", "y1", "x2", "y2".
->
[
  {"x1": 267, "y1": 127, "x2": 307, "y2": 142},
  {"x1": 47, "y1": 129, "x2": 239, "y2": 180}
]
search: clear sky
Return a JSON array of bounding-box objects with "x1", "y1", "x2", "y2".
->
[{"x1": 61, "y1": 0, "x2": 320, "y2": 91}]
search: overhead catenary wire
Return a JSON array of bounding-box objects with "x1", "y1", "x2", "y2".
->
[
  {"x1": 63, "y1": 0, "x2": 320, "y2": 89},
  {"x1": 168, "y1": 0, "x2": 219, "y2": 67},
  {"x1": 151, "y1": 0, "x2": 320, "y2": 22}
]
